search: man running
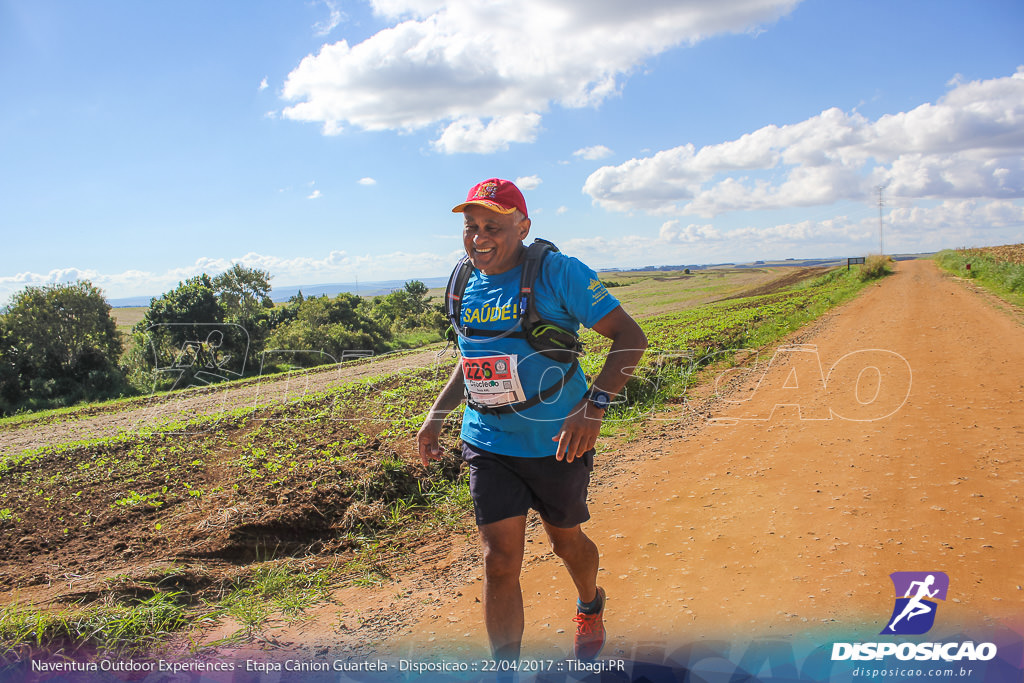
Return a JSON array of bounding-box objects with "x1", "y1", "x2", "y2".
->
[
  {"x1": 888, "y1": 574, "x2": 939, "y2": 631},
  {"x1": 417, "y1": 178, "x2": 647, "y2": 663}
]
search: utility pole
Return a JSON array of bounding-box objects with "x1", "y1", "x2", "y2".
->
[{"x1": 876, "y1": 184, "x2": 887, "y2": 255}]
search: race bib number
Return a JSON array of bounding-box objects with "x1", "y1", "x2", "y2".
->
[{"x1": 462, "y1": 354, "x2": 527, "y2": 407}]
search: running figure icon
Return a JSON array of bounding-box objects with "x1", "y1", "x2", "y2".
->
[
  {"x1": 881, "y1": 571, "x2": 949, "y2": 635},
  {"x1": 888, "y1": 574, "x2": 939, "y2": 631}
]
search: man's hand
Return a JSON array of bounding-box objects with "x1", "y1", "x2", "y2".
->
[
  {"x1": 549, "y1": 304, "x2": 647, "y2": 463},
  {"x1": 415, "y1": 363, "x2": 466, "y2": 469},
  {"x1": 416, "y1": 419, "x2": 444, "y2": 468},
  {"x1": 552, "y1": 398, "x2": 604, "y2": 462}
]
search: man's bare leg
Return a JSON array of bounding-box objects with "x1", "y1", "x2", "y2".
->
[
  {"x1": 478, "y1": 515, "x2": 528, "y2": 662},
  {"x1": 542, "y1": 521, "x2": 599, "y2": 605}
]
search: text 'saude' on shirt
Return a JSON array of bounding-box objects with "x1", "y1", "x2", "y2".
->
[{"x1": 458, "y1": 250, "x2": 619, "y2": 458}]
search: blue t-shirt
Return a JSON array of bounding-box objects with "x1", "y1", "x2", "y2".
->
[{"x1": 457, "y1": 249, "x2": 620, "y2": 458}]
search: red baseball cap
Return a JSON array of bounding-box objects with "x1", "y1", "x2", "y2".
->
[{"x1": 451, "y1": 178, "x2": 528, "y2": 218}]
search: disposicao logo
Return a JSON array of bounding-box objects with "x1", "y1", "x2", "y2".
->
[
  {"x1": 831, "y1": 570, "x2": 998, "y2": 663},
  {"x1": 881, "y1": 571, "x2": 949, "y2": 635}
]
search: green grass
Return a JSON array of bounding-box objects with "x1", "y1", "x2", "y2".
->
[
  {"x1": 0, "y1": 592, "x2": 189, "y2": 657},
  {"x1": 597, "y1": 267, "x2": 791, "y2": 318},
  {"x1": 589, "y1": 265, "x2": 873, "y2": 423},
  {"x1": 0, "y1": 563, "x2": 339, "y2": 655},
  {"x1": 390, "y1": 328, "x2": 445, "y2": 349},
  {"x1": 0, "y1": 392, "x2": 148, "y2": 430},
  {"x1": 0, "y1": 345, "x2": 432, "y2": 432},
  {"x1": 217, "y1": 563, "x2": 335, "y2": 632},
  {"x1": 934, "y1": 248, "x2": 1024, "y2": 306}
]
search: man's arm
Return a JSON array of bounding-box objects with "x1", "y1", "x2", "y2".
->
[
  {"x1": 552, "y1": 305, "x2": 647, "y2": 462},
  {"x1": 416, "y1": 362, "x2": 465, "y2": 467}
]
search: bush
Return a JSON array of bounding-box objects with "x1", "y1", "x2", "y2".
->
[
  {"x1": 0, "y1": 281, "x2": 131, "y2": 415},
  {"x1": 859, "y1": 254, "x2": 892, "y2": 281}
]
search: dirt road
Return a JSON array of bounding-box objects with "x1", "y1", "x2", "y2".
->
[{"x1": 364, "y1": 258, "x2": 1022, "y2": 661}]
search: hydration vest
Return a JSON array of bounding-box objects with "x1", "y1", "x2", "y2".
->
[{"x1": 445, "y1": 239, "x2": 583, "y2": 415}]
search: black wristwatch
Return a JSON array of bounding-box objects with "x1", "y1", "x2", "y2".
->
[{"x1": 585, "y1": 387, "x2": 612, "y2": 411}]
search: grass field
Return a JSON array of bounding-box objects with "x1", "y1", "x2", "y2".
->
[
  {"x1": 934, "y1": 243, "x2": 1024, "y2": 306},
  {"x1": 598, "y1": 267, "x2": 796, "y2": 317},
  {"x1": 429, "y1": 266, "x2": 820, "y2": 319},
  {"x1": 110, "y1": 306, "x2": 147, "y2": 336}
]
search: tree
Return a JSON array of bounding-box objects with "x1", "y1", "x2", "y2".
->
[
  {"x1": 264, "y1": 293, "x2": 393, "y2": 369},
  {"x1": 403, "y1": 280, "x2": 430, "y2": 313},
  {"x1": 0, "y1": 319, "x2": 24, "y2": 411},
  {"x1": 363, "y1": 280, "x2": 442, "y2": 332},
  {"x1": 0, "y1": 280, "x2": 125, "y2": 412},
  {"x1": 212, "y1": 264, "x2": 273, "y2": 320},
  {"x1": 212, "y1": 264, "x2": 274, "y2": 367},
  {"x1": 136, "y1": 274, "x2": 222, "y2": 347},
  {"x1": 127, "y1": 275, "x2": 229, "y2": 390},
  {"x1": 127, "y1": 269, "x2": 276, "y2": 390}
]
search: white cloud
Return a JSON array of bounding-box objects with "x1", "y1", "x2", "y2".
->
[
  {"x1": 658, "y1": 220, "x2": 722, "y2": 243},
  {"x1": 560, "y1": 216, "x2": 870, "y2": 267},
  {"x1": 307, "y1": 189, "x2": 323, "y2": 199},
  {"x1": 574, "y1": 145, "x2": 614, "y2": 161},
  {"x1": 358, "y1": 177, "x2": 377, "y2": 186},
  {"x1": 888, "y1": 198, "x2": 1024, "y2": 235},
  {"x1": 281, "y1": 0, "x2": 802, "y2": 152},
  {"x1": 514, "y1": 175, "x2": 542, "y2": 191},
  {"x1": 258, "y1": 77, "x2": 269, "y2": 91},
  {"x1": 313, "y1": 0, "x2": 344, "y2": 37},
  {"x1": 556, "y1": 206, "x2": 569, "y2": 215},
  {"x1": 431, "y1": 114, "x2": 541, "y2": 154},
  {"x1": 584, "y1": 67, "x2": 1024, "y2": 216}
]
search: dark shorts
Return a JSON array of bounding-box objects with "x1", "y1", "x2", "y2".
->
[{"x1": 461, "y1": 441, "x2": 594, "y2": 528}]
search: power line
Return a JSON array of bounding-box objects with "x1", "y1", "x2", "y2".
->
[{"x1": 876, "y1": 184, "x2": 888, "y2": 255}]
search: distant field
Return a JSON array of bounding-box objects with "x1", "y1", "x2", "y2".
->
[
  {"x1": 109, "y1": 306, "x2": 147, "y2": 335},
  {"x1": 595, "y1": 267, "x2": 808, "y2": 318},
  {"x1": 426, "y1": 266, "x2": 822, "y2": 320}
]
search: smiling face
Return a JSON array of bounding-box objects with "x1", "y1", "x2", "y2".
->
[{"x1": 462, "y1": 204, "x2": 531, "y2": 275}]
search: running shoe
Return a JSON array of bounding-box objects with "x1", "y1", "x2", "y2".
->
[{"x1": 572, "y1": 586, "x2": 606, "y2": 660}]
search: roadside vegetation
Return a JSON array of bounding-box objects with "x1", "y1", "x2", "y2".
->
[
  {"x1": 0, "y1": 268, "x2": 446, "y2": 417},
  {"x1": 934, "y1": 244, "x2": 1024, "y2": 306},
  {"x1": 858, "y1": 253, "x2": 892, "y2": 281},
  {"x1": 0, "y1": 262, "x2": 884, "y2": 658},
  {"x1": 582, "y1": 263, "x2": 876, "y2": 422}
]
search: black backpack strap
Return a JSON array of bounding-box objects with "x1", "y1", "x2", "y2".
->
[
  {"x1": 445, "y1": 255, "x2": 474, "y2": 329},
  {"x1": 519, "y1": 239, "x2": 558, "y2": 328}
]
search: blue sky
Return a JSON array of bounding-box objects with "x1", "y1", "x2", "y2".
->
[{"x1": 2, "y1": 0, "x2": 1022, "y2": 305}]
